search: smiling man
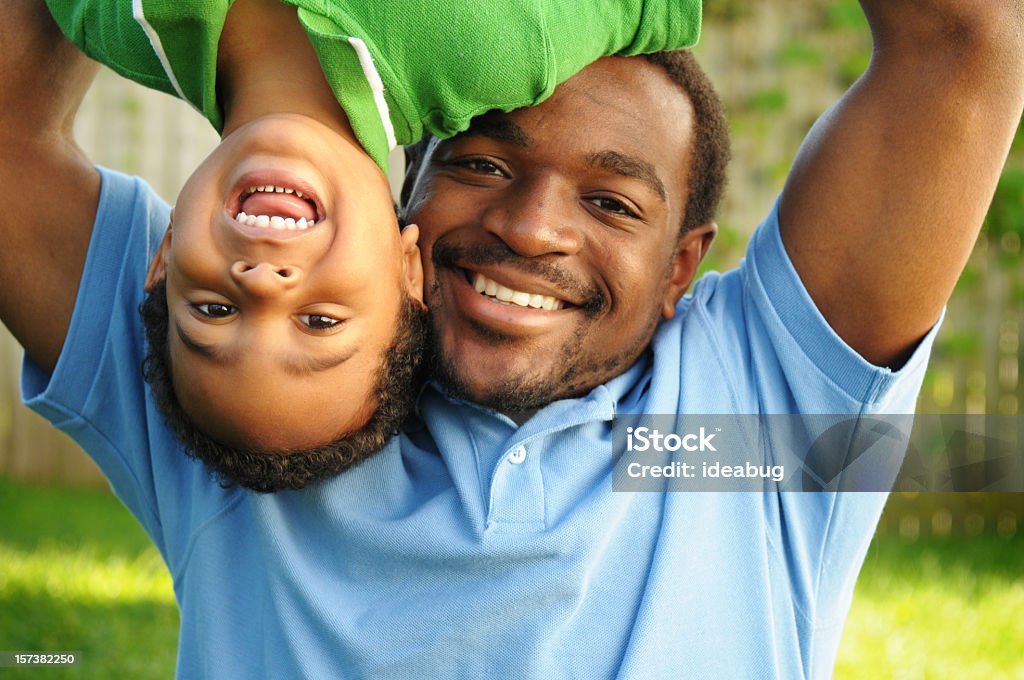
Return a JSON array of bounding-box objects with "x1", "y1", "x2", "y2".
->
[
  {"x1": 405, "y1": 56, "x2": 721, "y2": 418},
  {"x1": 4, "y1": 1, "x2": 1024, "y2": 678},
  {"x1": 391, "y1": 4, "x2": 1024, "y2": 677}
]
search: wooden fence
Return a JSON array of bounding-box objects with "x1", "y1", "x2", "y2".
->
[{"x1": 1, "y1": 2, "x2": 1021, "y2": 536}]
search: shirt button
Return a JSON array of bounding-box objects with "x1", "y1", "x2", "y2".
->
[{"x1": 508, "y1": 445, "x2": 527, "y2": 465}]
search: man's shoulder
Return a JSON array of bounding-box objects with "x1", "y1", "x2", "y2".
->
[
  {"x1": 652, "y1": 208, "x2": 941, "y2": 414},
  {"x1": 659, "y1": 265, "x2": 751, "y2": 351}
]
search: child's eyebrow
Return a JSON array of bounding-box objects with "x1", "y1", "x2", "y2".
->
[
  {"x1": 280, "y1": 348, "x2": 357, "y2": 376},
  {"x1": 175, "y1": 321, "x2": 220, "y2": 359},
  {"x1": 175, "y1": 321, "x2": 356, "y2": 376}
]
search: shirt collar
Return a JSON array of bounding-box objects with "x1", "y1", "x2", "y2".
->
[{"x1": 416, "y1": 348, "x2": 653, "y2": 430}]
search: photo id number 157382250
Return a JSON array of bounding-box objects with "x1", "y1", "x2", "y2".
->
[{"x1": 0, "y1": 652, "x2": 79, "y2": 666}]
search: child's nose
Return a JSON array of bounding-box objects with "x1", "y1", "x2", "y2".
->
[{"x1": 230, "y1": 260, "x2": 302, "y2": 296}]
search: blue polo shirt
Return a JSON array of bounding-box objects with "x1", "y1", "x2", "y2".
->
[{"x1": 23, "y1": 168, "x2": 938, "y2": 678}]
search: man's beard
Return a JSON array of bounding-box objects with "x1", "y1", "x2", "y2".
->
[
  {"x1": 426, "y1": 313, "x2": 586, "y2": 414},
  {"x1": 426, "y1": 240, "x2": 649, "y2": 416}
]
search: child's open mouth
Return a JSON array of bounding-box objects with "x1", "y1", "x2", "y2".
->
[{"x1": 235, "y1": 184, "x2": 320, "y2": 230}]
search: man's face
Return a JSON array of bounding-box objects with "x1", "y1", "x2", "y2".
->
[
  {"x1": 147, "y1": 113, "x2": 422, "y2": 450},
  {"x1": 406, "y1": 57, "x2": 714, "y2": 413}
]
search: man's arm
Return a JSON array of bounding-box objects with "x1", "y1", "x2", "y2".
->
[
  {"x1": 0, "y1": 0, "x2": 101, "y2": 373},
  {"x1": 778, "y1": 1, "x2": 1024, "y2": 367}
]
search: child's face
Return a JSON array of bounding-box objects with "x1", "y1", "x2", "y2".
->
[{"x1": 145, "y1": 113, "x2": 423, "y2": 451}]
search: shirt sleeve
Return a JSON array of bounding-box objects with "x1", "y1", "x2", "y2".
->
[
  {"x1": 542, "y1": 0, "x2": 702, "y2": 82},
  {"x1": 740, "y1": 197, "x2": 941, "y2": 414}
]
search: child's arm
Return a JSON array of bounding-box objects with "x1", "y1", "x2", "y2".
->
[{"x1": 0, "y1": 0, "x2": 102, "y2": 373}]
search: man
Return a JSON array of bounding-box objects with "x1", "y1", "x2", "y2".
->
[{"x1": 3, "y1": 3, "x2": 1022, "y2": 680}]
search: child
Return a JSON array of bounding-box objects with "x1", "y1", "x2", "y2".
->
[{"x1": 44, "y1": 0, "x2": 702, "y2": 490}]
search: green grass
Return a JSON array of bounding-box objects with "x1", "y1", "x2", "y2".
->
[
  {"x1": 2, "y1": 476, "x2": 1022, "y2": 678},
  {"x1": 0, "y1": 477, "x2": 178, "y2": 679},
  {"x1": 837, "y1": 534, "x2": 1024, "y2": 679}
]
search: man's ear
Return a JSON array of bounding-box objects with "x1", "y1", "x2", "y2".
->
[
  {"x1": 400, "y1": 223, "x2": 425, "y2": 307},
  {"x1": 661, "y1": 222, "x2": 717, "y2": 320},
  {"x1": 144, "y1": 220, "x2": 173, "y2": 293}
]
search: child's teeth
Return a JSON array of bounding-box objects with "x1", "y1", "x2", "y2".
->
[{"x1": 237, "y1": 209, "x2": 318, "y2": 230}]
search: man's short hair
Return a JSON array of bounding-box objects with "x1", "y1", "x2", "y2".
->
[
  {"x1": 402, "y1": 50, "x2": 730, "y2": 240},
  {"x1": 641, "y1": 50, "x2": 730, "y2": 238},
  {"x1": 138, "y1": 281, "x2": 428, "y2": 493}
]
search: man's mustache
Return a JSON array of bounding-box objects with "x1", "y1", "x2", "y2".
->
[{"x1": 431, "y1": 239, "x2": 606, "y2": 316}]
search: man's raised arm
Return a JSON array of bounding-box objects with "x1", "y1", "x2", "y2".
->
[
  {"x1": 778, "y1": 1, "x2": 1024, "y2": 367},
  {"x1": 0, "y1": 0, "x2": 101, "y2": 373}
]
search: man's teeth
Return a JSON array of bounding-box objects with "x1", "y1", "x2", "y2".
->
[
  {"x1": 472, "y1": 273, "x2": 564, "y2": 310},
  {"x1": 246, "y1": 184, "x2": 305, "y2": 199},
  {"x1": 235, "y1": 212, "x2": 314, "y2": 230}
]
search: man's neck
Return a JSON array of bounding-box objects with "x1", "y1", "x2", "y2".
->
[{"x1": 216, "y1": 0, "x2": 355, "y2": 140}]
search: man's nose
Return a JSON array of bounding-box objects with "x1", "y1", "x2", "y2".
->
[
  {"x1": 229, "y1": 261, "x2": 302, "y2": 296},
  {"x1": 482, "y1": 179, "x2": 584, "y2": 257}
]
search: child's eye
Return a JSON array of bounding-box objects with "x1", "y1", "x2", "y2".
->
[
  {"x1": 299, "y1": 314, "x2": 342, "y2": 331},
  {"x1": 194, "y1": 303, "x2": 237, "y2": 318}
]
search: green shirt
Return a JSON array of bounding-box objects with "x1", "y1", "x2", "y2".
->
[{"x1": 47, "y1": 0, "x2": 701, "y2": 170}]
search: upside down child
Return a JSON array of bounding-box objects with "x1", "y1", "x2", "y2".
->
[{"x1": 43, "y1": 0, "x2": 701, "y2": 490}]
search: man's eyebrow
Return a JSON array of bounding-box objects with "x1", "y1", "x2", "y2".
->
[
  {"x1": 460, "y1": 117, "x2": 531, "y2": 147},
  {"x1": 588, "y1": 150, "x2": 667, "y2": 201},
  {"x1": 175, "y1": 320, "x2": 354, "y2": 376}
]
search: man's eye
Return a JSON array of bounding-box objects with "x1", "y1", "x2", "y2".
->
[
  {"x1": 458, "y1": 159, "x2": 504, "y2": 176},
  {"x1": 299, "y1": 314, "x2": 342, "y2": 331},
  {"x1": 193, "y1": 303, "x2": 236, "y2": 318},
  {"x1": 589, "y1": 197, "x2": 640, "y2": 218}
]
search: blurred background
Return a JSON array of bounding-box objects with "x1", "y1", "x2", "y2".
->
[{"x1": 1, "y1": 1, "x2": 1022, "y2": 677}]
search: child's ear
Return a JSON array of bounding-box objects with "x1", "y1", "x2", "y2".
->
[
  {"x1": 144, "y1": 217, "x2": 173, "y2": 293},
  {"x1": 400, "y1": 223, "x2": 425, "y2": 307}
]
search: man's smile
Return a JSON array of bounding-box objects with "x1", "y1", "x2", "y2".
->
[
  {"x1": 442, "y1": 266, "x2": 577, "y2": 337},
  {"x1": 470, "y1": 271, "x2": 565, "y2": 310}
]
